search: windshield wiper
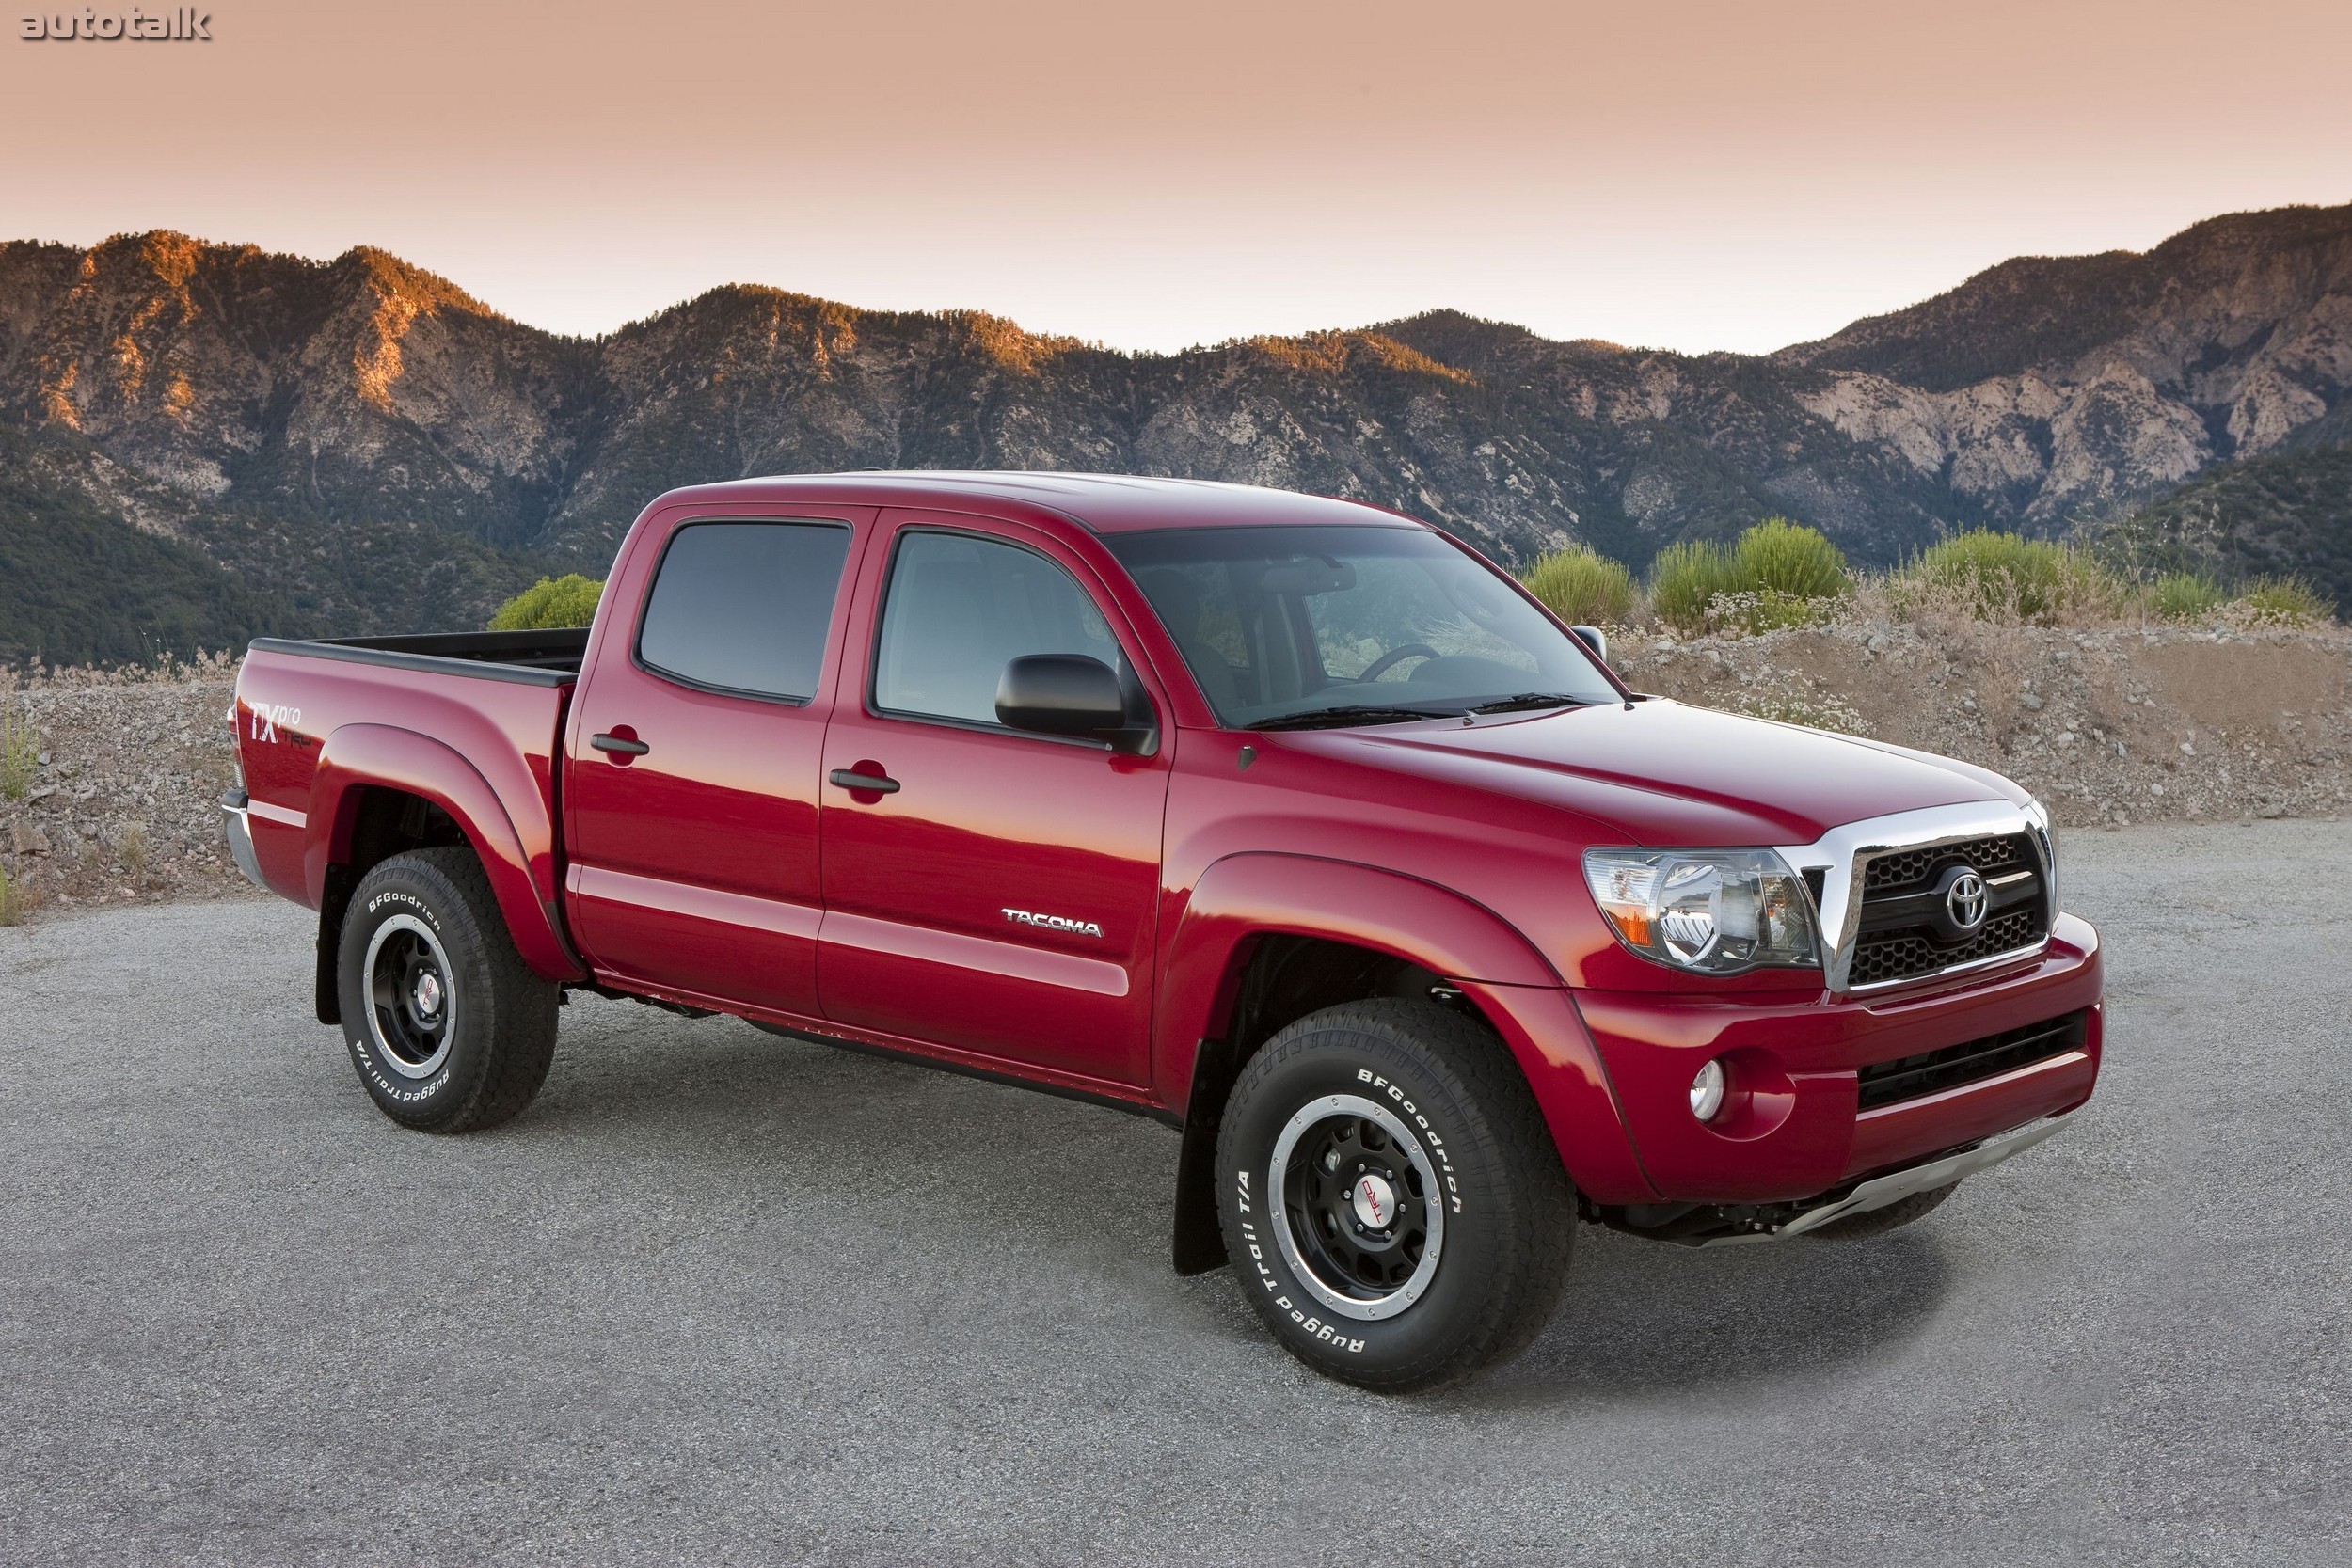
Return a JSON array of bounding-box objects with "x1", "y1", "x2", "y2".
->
[
  {"x1": 1242, "y1": 703, "x2": 1470, "y2": 731},
  {"x1": 1466, "y1": 692, "x2": 1593, "y2": 714}
]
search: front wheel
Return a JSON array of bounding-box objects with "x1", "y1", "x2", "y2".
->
[
  {"x1": 335, "y1": 847, "x2": 557, "y2": 1133},
  {"x1": 1215, "y1": 1000, "x2": 1574, "y2": 1392}
]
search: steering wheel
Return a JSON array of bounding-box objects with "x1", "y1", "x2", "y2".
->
[{"x1": 1358, "y1": 642, "x2": 1440, "y2": 682}]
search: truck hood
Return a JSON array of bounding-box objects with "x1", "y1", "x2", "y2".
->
[{"x1": 1296, "y1": 698, "x2": 2024, "y2": 847}]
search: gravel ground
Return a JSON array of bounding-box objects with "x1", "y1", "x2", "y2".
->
[{"x1": 1, "y1": 820, "x2": 2346, "y2": 1565}]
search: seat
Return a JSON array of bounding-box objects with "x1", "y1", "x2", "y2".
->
[{"x1": 1137, "y1": 569, "x2": 1244, "y2": 712}]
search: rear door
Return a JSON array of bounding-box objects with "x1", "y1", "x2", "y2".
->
[
  {"x1": 564, "y1": 507, "x2": 875, "y2": 1015},
  {"x1": 815, "y1": 511, "x2": 1173, "y2": 1087}
]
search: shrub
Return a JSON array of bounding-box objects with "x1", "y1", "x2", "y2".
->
[
  {"x1": 1649, "y1": 519, "x2": 1851, "y2": 635},
  {"x1": 1647, "y1": 541, "x2": 1742, "y2": 633},
  {"x1": 0, "y1": 699, "x2": 34, "y2": 800},
  {"x1": 1735, "y1": 517, "x2": 1850, "y2": 600},
  {"x1": 489, "y1": 575, "x2": 604, "y2": 631},
  {"x1": 1520, "y1": 547, "x2": 1638, "y2": 626},
  {"x1": 0, "y1": 865, "x2": 21, "y2": 927},
  {"x1": 2231, "y1": 575, "x2": 2331, "y2": 626},
  {"x1": 117, "y1": 822, "x2": 149, "y2": 882},
  {"x1": 1899, "y1": 530, "x2": 2122, "y2": 623},
  {"x1": 2148, "y1": 571, "x2": 2227, "y2": 621}
]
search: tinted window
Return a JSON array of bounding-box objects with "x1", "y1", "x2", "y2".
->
[
  {"x1": 636, "y1": 522, "x2": 853, "y2": 701},
  {"x1": 874, "y1": 531, "x2": 1123, "y2": 725},
  {"x1": 1105, "y1": 524, "x2": 1616, "y2": 724}
]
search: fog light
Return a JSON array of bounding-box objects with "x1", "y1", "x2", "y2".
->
[{"x1": 1689, "y1": 1059, "x2": 1726, "y2": 1122}]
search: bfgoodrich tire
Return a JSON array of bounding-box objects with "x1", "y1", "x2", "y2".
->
[
  {"x1": 335, "y1": 847, "x2": 557, "y2": 1133},
  {"x1": 1214, "y1": 1000, "x2": 1574, "y2": 1393}
]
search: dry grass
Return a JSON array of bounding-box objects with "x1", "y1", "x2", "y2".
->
[
  {"x1": 1550, "y1": 525, "x2": 2339, "y2": 642},
  {"x1": 1, "y1": 698, "x2": 36, "y2": 800},
  {"x1": 116, "y1": 822, "x2": 150, "y2": 883}
]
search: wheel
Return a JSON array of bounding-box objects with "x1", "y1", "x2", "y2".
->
[
  {"x1": 1804, "y1": 1181, "x2": 1956, "y2": 1240},
  {"x1": 335, "y1": 847, "x2": 558, "y2": 1133},
  {"x1": 1214, "y1": 999, "x2": 1573, "y2": 1392}
]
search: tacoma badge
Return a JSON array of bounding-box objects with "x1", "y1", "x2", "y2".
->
[{"x1": 1002, "y1": 907, "x2": 1104, "y2": 939}]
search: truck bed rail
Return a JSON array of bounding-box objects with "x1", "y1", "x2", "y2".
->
[{"x1": 246, "y1": 628, "x2": 588, "y2": 687}]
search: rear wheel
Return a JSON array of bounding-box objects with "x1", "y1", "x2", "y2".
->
[
  {"x1": 1214, "y1": 1000, "x2": 1573, "y2": 1393},
  {"x1": 335, "y1": 847, "x2": 557, "y2": 1133}
]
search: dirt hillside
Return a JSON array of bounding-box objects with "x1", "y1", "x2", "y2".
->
[{"x1": 2, "y1": 627, "x2": 2346, "y2": 920}]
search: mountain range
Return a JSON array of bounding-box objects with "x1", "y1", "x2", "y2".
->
[{"x1": 3, "y1": 202, "x2": 2348, "y2": 664}]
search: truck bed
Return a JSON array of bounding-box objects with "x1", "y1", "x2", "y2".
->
[
  {"x1": 246, "y1": 628, "x2": 589, "y2": 686},
  {"x1": 230, "y1": 628, "x2": 584, "y2": 977}
]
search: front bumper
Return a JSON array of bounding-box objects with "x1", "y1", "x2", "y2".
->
[
  {"x1": 220, "y1": 788, "x2": 268, "y2": 891},
  {"x1": 1568, "y1": 912, "x2": 2103, "y2": 1205},
  {"x1": 1685, "y1": 1113, "x2": 2073, "y2": 1246}
]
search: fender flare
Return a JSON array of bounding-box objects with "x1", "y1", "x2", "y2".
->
[
  {"x1": 1159, "y1": 852, "x2": 1645, "y2": 1273},
  {"x1": 307, "y1": 723, "x2": 585, "y2": 986}
]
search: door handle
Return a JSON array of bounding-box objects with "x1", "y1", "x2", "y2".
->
[
  {"x1": 591, "y1": 733, "x2": 650, "y2": 756},
  {"x1": 829, "y1": 768, "x2": 899, "y2": 794}
]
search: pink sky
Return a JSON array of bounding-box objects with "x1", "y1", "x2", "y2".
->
[{"x1": 5, "y1": 0, "x2": 2348, "y2": 353}]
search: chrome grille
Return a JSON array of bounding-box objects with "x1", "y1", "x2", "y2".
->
[
  {"x1": 1779, "y1": 802, "x2": 2058, "y2": 994},
  {"x1": 1848, "y1": 831, "x2": 2046, "y2": 988},
  {"x1": 1863, "y1": 834, "x2": 2029, "y2": 894},
  {"x1": 1849, "y1": 907, "x2": 2042, "y2": 988}
]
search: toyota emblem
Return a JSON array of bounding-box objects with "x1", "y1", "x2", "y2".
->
[{"x1": 1946, "y1": 868, "x2": 1989, "y2": 931}]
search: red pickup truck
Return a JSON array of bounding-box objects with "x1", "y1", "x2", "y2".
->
[{"x1": 225, "y1": 472, "x2": 2102, "y2": 1390}]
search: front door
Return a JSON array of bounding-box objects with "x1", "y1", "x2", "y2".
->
[
  {"x1": 565, "y1": 509, "x2": 874, "y2": 1016},
  {"x1": 817, "y1": 514, "x2": 1172, "y2": 1088}
]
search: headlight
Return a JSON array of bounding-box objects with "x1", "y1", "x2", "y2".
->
[{"x1": 1581, "y1": 847, "x2": 1820, "y2": 974}]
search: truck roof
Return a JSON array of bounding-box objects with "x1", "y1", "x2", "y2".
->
[{"x1": 644, "y1": 471, "x2": 1430, "y2": 535}]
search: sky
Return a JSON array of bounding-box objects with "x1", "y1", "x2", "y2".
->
[{"x1": 4, "y1": 0, "x2": 2349, "y2": 355}]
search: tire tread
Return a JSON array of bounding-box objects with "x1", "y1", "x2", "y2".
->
[
  {"x1": 1218, "y1": 998, "x2": 1573, "y2": 1392},
  {"x1": 340, "y1": 847, "x2": 557, "y2": 1133}
]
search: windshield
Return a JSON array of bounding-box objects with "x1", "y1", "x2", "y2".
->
[{"x1": 1104, "y1": 525, "x2": 1619, "y2": 727}]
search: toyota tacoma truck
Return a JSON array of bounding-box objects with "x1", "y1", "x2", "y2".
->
[{"x1": 225, "y1": 472, "x2": 2102, "y2": 1391}]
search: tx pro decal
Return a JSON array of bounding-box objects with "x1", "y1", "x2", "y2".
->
[
  {"x1": 247, "y1": 702, "x2": 302, "y2": 743},
  {"x1": 1002, "y1": 907, "x2": 1104, "y2": 939}
]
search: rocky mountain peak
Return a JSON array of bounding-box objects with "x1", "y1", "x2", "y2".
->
[{"x1": 2, "y1": 204, "x2": 2346, "y2": 662}]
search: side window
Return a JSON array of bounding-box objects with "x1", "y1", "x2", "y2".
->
[
  {"x1": 636, "y1": 521, "x2": 854, "y2": 701},
  {"x1": 874, "y1": 531, "x2": 1123, "y2": 726}
]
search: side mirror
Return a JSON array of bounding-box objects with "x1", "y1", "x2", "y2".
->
[
  {"x1": 1571, "y1": 625, "x2": 1608, "y2": 664},
  {"x1": 996, "y1": 655, "x2": 1153, "y2": 753}
]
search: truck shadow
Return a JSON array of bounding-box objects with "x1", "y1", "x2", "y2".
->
[
  {"x1": 524, "y1": 1007, "x2": 1956, "y2": 1404},
  {"x1": 1454, "y1": 1222, "x2": 1956, "y2": 1410}
]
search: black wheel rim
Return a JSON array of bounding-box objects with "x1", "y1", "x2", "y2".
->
[
  {"x1": 1270, "y1": 1093, "x2": 1445, "y2": 1322},
  {"x1": 364, "y1": 914, "x2": 455, "y2": 1080}
]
